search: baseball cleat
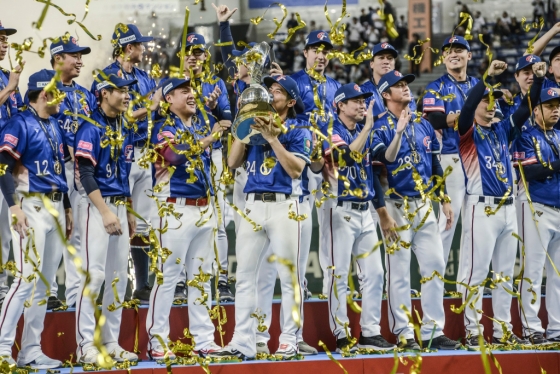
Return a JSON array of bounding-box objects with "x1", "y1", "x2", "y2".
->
[
  {"x1": 297, "y1": 341, "x2": 318, "y2": 355},
  {"x1": 335, "y1": 337, "x2": 358, "y2": 353},
  {"x1": 303, "y1": 287, "x2": 312, "y2": 300},
  {"x1": 256, "y1": 342, "x2": 270, "y2": 354},
  {"x1": 173, "y1": 282, "x2": 187, "y2": 305},
  {"x1": 526, "y1": 332, "x2": 552, "y2": 345},
  {"x1": 492, "y1": 333, "x2": 529, "y2": 346},
  {"x1": 107, "y1": 345, "x2": 138, "y2": 363},
  {"x1": 78, "y1": 348, "x2": 101, "y2": 364},
  {"x1": 358, "y1": 334, "x2": 396, "y2": 351},
  {"x1": 548, "y1": 335, "x2": 560, "y2": 343},
  {"x1": 465, "y1": 335, "x2": 484, "y2": 351},
  {"x1": 194, "y1": 342, "x2": 222, "y2": 358},
  {"x1": 217, "y1": 282, "x2": 235, "y2": 302},
  {"x1": 148, "y1": 348, "x2": 176, "y2": 361},
  {"x1": 398, "y1": 338, "x2": 421, "y2": 351},
  {"x1": 422, "y1": 335, "x2": 461, "y2": 350},
  {"x1": 17, "y1": 353, "x2": 62, "y2": 369},
  {"x1": 46, "y1": 296, "x2": 63, "y2": 310},
  {"x1": 208, "y1": 345, "x2": 253, "y2": 360},
  {"x1": 132, "y1": 286, "x2": 152, "y2": 305},
  {"x1": 274, "y1": 343, "x2": 298, "y2": 359}
]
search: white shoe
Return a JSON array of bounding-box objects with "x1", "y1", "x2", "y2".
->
[
  {"x1": 194, "y1": 342, "x2": 222, "y2": 357},
  {"x1": 107, "y1": 345, "x2": 138, "y2": 363},
  {"x1": 78, "y1": 348, "x2": 100, "y2": 364},
  {"x1": 17, "y1": 353, "x2": 62, "y2": 369},
  {"x1": 148, "y1": 348, "x2": 176, "y2": 361}
]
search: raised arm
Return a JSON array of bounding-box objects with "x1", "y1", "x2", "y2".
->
[
  {"x1": 510, "y1": 62, "x2": 546, "y2": 130},
  {"x1": 525, "y1": 22, "x2": 560, "y2": 56},
  {"x1": 213, "y1": 3, "x2": 239, "y2": 78}
]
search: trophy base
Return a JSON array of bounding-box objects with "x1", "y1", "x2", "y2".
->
[{"x1": 232, "y1": 102, "x2": 275, "y2": 146}]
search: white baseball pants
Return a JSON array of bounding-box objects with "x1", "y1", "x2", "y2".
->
[
  {"x1": 75, "y1": 197, "x2": 130, "y2": 357},
  {"x1": 232, "y1": 168, "x2": 248, "y2": 235},
  {"x1": 457, "y1": 195, "x2": 517, "y2": 338},
  {"x1": 385, "y1": 198, "x2": 446, "y2": 340},
  {"x1": 212, "y1": 149, "x2": 229, "y2": 283},
  {"x1": 255, "y1": 195, "x2": 312, "y2": 344},
  {"x1": 0, "y1": 193, "x2": 11, "y2": 297},
  {"x1": 129, "y1": 146, "x2": 154, "y2": 235},
  {"x1": 229, "y1": 194, "x2": 303, "y2": 357},
  {"x1": 146, "y1": 201, "x2": 217, "y2": 351},
  {"x1": 0, "y1": 195, "x2": 64, "y2": 361},
  {"x1": 518, "y1": 201, "x2": 560, "y2": 338}
]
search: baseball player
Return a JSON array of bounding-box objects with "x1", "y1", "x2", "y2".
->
[
  {"x1": 75, "y1": 69, "x2": 138, "y2": 364},
  {"x1": 499, "y1": 55, "x2": 541, "y2": 121},
  {"x1": 512, "y1": 87, "x2": 560, "y2": 345},
  {"x1": 0, "y1": 21, "x2": 23, "y2": 310},
  {"x1": 48, "y1": 35, "x2": 95, "y2": 309},
  {"x1": 181, "y1": 32, "x2": 235, "y2": 302},
  {"x1": 320, "y1": 83, "x2": 394, "y2": 352},
  {"x1": 372, "y1": 70, "x2": 459, "y2": 351},
  {"x1": 146, "y1": 77, "x2": 227, "y2": 359},
  {"x1": 423, "y1": 35, "x2": 478, "y2": 267},
  {"x1": 210, "y1": 77, "x2": 312, "y2": 360},
  {"x1": 291, "y1": 30, "x2": 341, "y2": 296},
  {"x1": 455, "y1": 60, "x2": 544, "y2": 350},
  {"x1": 0, "y1": 69, "x2": 73, "y2": 369},
  {"x1": 96, "y1": 24, "x2": 160, "y2": 303},
  {"x1": 253, "y1": 75, "x2": 320, "y2": 355}
]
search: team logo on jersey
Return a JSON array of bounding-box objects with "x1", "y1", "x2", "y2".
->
[
  {"x1": 34, "y1": 206, "x2": 41, "y2": 212},
  {"x1": 3, "y1": 134, "x2": 18, "y2": 147},
  {"x1": 381, "y1": 42, "x2": 390, "y2": 49},
  {"x1": 77, "y1": 140, "x2": 93, "y2": 151},
  {"x1": 59, "y1": 144, "x2": 64, "y2": 154},
  {"x1": 187, "y1": 34, "x2": 197, "y2": 43},
  {"x1": 423, "y1": 136, "x2": 432, "y2": 152},
  {"x1": 344, "y1": 216, "x2": 351, "y2": 222},
  {"x1": 536, "y1": 210, "x2": 543, "y2": 217},
  {"x1": 125, "y1": 144, "x2": 133, "y2": 162},
  {"x1": 9, "y1": 92, "x2": 16, "y2": 105},
  {"x1": 423, "y1": 98, "x2": 435, "y2": 105},
  {"x1": 317, "y1": 32, "x2": 327, "y2": 40},
  {"x1": 513, "y1": 151, "x2": 525, "y2": 159}
]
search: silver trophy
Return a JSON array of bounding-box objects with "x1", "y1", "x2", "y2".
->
[{"x1": 232, "y1": 42, "x2": 275, "y2": 146}]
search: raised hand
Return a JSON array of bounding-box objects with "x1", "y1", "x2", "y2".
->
[
  {"x1": 212, "y1": 3, "x2": 238, "y2": 23},
  {"x1": 205, "y1": 85, "x2": 221, "y2": 110},
  {"x1": 532, "y1": 61, "x2": 547, "y2": 78},
  {"x1": 488, "y1": 60, "x2": 507, "y2": 77},
  {"x1": 396, "y1": 108, "x2": 411, "y2": 134}
]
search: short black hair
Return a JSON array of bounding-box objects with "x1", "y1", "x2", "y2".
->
[
  {"x1": 287, "y1": 106, "x2": 297, "y2": 119},
  {"x1": 50, "y1": 53, "x2": 66, "y2": 68},
  {"x1": 382, "y1": 87, "x2": 392, "y2": 107},
  {"x1": 28, "y1": 90, "x2": 41, "y2": 103},
  {"x1": 99, "y1": 87, "x2": 115, "y2": 104}
]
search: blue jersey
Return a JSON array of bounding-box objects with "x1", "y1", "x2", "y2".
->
[
  {"x1": 0, "y1": 68, "x2": 23, "y2": 129},
  {"x1": 55, "y1": 81, "x2": 97, "y2": 147},
  {"x1": 459, "y1": 118, "x2": 517, "y2": 197},
  {"x1": 93, "y1": 61, "x2": 156, "y2": 146},
  {"x1": 423, "y1": 74, "x2": 479, "y2": 154},
  {"x1": 360, "y1": 79, "x2": 417, "y2": 117},
  {"x1": 291, "y1": 69, "x2": 341, "y2": 131},
  {"x1": 322, "y1": 118, "x2": 375, "y2": 202},
  {"x1": 151, "y1": 113, "x2": 214, "y2": 199},
  {"x1": 193, "y1": 77, "x2": 232, "y2": 150},
  {"x1": 543, "y1": 77, "x2": 560, "y2": 129},
  {"x1": 371, "y1": 113, "x2": 440, "y2": 198},
  {"x1": 74, "y1": 109, "x2": 134, "y2": 197},
  {"x1": 244, "y1": 119, "x2": 312, "y2": 195},
  {"x1": 0, "y1": 109, "x2": 68, "y2": 193},
  {"x1": 512, "y1": 125, "x2": 560, "y2": 207}
]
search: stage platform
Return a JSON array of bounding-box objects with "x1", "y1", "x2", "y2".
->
[{"x1": 10, "y1": 297, "x2": 559, "y2": 373}]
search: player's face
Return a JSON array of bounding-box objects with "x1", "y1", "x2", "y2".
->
[
  {"x1": 476, "y1": 97, "x2": 497, "y2": 124},
  {"x1": 304, "y1": 44, "x2": 332, "y2": 73},
  {"x1": 168, "y1": 85, "x2": 196, "y2": 115},
  {"x1": 268, "y1": 82, "x2": 295, "y2": 114},
  {"x1": 55, "y1": 53, "x2": 83, "y2": 79},
  {"x1": 104, "y1": 86, "x2": 130, "y2": 112},
  {"x1": 184, "y1": 48, "x2": 207, "y2": 74},
  {"x1": 549, "y1": 55, "x2": 560, "y2": 80},
  {"x1": 514, "y1": 66, "x2": 533, "y2": 93},
  {"x1": 125, "y1": 42, "x2": 144, "y2": 64},
  {"x1": 386, "y1": 81, "x2": 411, "y2": 104},
  {"x1": 443, "y1": 46, "x2": 471, "y2": 71},
  {"x1": 536, "y1": 99, "x2": 560, "y2": 128},
  {"x1": 339, "y1": 97, "x2": 366, "y2": 122},
  {"x1": 370, "y1": 52, "x2": 395, "y2": 76},
  {"x1": 0, "y1": 32, "x2": 8, "y2": 61}
]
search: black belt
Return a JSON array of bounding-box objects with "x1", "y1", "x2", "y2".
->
[
  {"x1": 106, "y1": 196, "x2": 127, "y2": 204},
  {"x1": 133, "y1": 140, "x2": 146, "y2": 148},
  {"x1": 337, "y1": 201, "x2": 369, "y2": 211},
  {"x1": 478, "y1": 196, "x2": 514, "y2": 205},
  {"x1": 46, "y1": 191, "x2": 63, "y2": 202},
  {"x1": 250, "y1": 193, "x2": 290, "y2": 202}
]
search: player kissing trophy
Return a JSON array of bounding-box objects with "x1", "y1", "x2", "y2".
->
[{"x1": 232, "y1": 42, "x2": 275, "y2": 145}]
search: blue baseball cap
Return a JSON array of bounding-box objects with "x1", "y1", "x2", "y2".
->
[
  {"x1": 50, "y1": 35, "x2": 91, "y2": 56},
  {"x1": 378, "y1": 70, "x2": 415, "y2": 93},
  {"x1": 0, "y1": 21, "x2": 16, "y2": 36},
  {"x1": 182, "y1": 33, "x2": 207, "y2": 50},
  {"x1": 539, "y1": 88, "x2": 560, "y2": 104},
  {"x1": 334, "y1": 83, "x2": 373, "y2": 104},
  {"x1": 549, "y1": 46, "x2": 560, "y2": 63},
  {"x1": 442, "y1": 35, "x2": 471, "y2": 52},
  {"x1": 161, "y1": 77, "x2": 191, "y2": 97},
  {"x1": 305, "y1": 30, "x2": 333, "y2": 49},
  {"x1": 95, "y1": 68, "x2": 137, "y2": 91},
  {"x1": 263, "y1": 75, "x2": 305, "y2": 114},
  {"x1": 372, "y1": 42, "x2": 398, "y2": 58},
  {"x1": 515, "y1": 54, "x2": 541, "y2": 72},
  {"x1": 112, "y1": 24, "x2": 153, "y2": 46},
  {"x1": 27, "y1": 69, "x2": 75, "y2": 92}
]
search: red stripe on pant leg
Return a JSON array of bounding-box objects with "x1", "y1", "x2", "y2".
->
[
  {"x1": 464, "y1": 204, "x2": 476, "y2": 329},
  {"x1": 147, "y1": 216, "x2": 164, "y2": 351},
  {"x1": 386, "y1": 248, "x2": 397, "y2": 335},
  {"x1": 295, "y1": 200, "x2": 302, "y2": 337},
  {"x1": 327, "y1": 208, "x2": 338, "y2": 336},
  {"x1": 519, "y1": 203, "x2": 526, "y2": 335},
  {"x1": 76, "y1": 204, "x2": 91, "y2": 355}
]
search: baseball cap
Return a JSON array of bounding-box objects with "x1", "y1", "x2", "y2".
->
[
  {"x1": 483, "y1": 88, "x2": 504, "y2": 99},
  {"x1": 182, "y1": 33, "x2": 207, "y2": 51},
  {"x1": 334, "y1": 83, "x2": 373, "y2": 104},
  {"x1": 112, "y1": 24, "x2": 153, "y2": 46},
  {"x1": 378, "y1": 70, "x2": 415, "y2": 93},
  {"x1": 515, "y1": 54, "x2": 541, "y2": 72},
  {"x1": 305, "y1": 30, "x2": 333, "y2": 49},
  {"x1": 442, "y1": 35, "x2": 471, "y2": 52},
  {"x1": 549, "y1": 46, "x2": 560, "y2": 63},
  {"x1": 50, "y1": 35, "x2": 91, "y2": 56},
  {"x1": 0, "y1": 21, "x2": 16, "y2": 36},
  {"x1": 161, "y1": 77, "x2": 191, "y2": 97},
  {"x1": 372, "y1": 42, "x2": 398, "y2": 58},
  {"x1": 95, "y1": 68, "x2": 137, "y2": 91},
  {"x1": 263, "y1": 75, "x2": 305, "y2": 114},
  {"x1": 539, "y1": 88, "x2": 560, "y2": 104},
  {"x1": 27, "y1": 69, "x2": 75, "y2": 92}
]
